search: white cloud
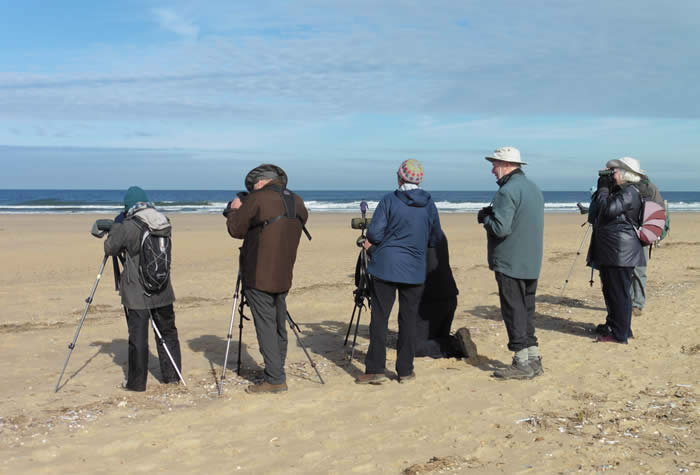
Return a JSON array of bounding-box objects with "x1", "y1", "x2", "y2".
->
[{"x1": 152, "y1": 8, "x2": 199, "y2": 40}]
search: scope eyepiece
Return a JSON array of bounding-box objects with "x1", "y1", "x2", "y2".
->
[{"x1": 598, "y1": 169, "x2": 614, "y2": 176}]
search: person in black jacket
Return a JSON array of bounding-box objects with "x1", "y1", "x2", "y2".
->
[
  {"x1": 587, "y1": 157, "x2": 646, "y2": 343},
  {"x1": 414, "y1": 232, "x2": 478, "y2": 360}
]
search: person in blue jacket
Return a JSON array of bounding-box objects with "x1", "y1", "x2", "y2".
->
[
  {"x1": 355, "y1": 159, "x2": 442, "y2": 385},
  {"x1": 478, "y1": 147, "x2": 545, "y2": 380}
]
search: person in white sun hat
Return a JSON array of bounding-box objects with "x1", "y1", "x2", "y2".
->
[
  {"x1": 479, "y1": 147, "x2": 545, "y2": 380},
  {"x1": 586, "y1": 157, "x2": 646, "y2": 344}
]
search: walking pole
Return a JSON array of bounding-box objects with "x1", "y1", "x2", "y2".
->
[
  {"x1": 286, "y1": 312, "x2": 325, "y2": 384},
  {"x1": 560, "y1": 223, "x2": 592, "y2": 297},
  {"x1": 149, "y1": 315, "x2": 186, "y2": 386},
  {"x1": 219, "y1": 271, "x2": 242, "y2": 396},
  {"x1": 55, "y1": 255, "x2": 109, "y2": 393}
]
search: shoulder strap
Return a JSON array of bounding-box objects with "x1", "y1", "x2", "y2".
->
[{"x1": 249, "y1": 186, "x2": 311, "y2": 240}]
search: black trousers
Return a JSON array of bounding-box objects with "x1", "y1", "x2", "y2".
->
[
  {"x1": 244, "y1": 288, "x2": 289, "y2": 385},
  {"x1": 125, "y1": 304, "x2": 181, "y2": 391},
  {"x1": 599, "y1": 266, "x2": 634, "y2": 343},
  {"x1": 365, "y1": 278, "x2": 423, "y2": 377},
  {"x1": 495, "y1": 272, "x2": 538, "y2": 352},
  {"x1": 415, "y1": 297, "x2": 458, "y2": 358}
]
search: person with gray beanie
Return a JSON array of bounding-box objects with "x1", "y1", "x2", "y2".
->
[{"x1": 225, "y1": 164, "x2": 308, "y2": 394}]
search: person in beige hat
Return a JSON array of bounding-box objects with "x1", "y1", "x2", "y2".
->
[
  {"x1": 479, "y1": 147, "x2": 545, "y2": 380},
  {"x1": 587, "y1": 157, "x2": 646, "y2": 344}
]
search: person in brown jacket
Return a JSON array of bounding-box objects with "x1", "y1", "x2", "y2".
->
[{"x1": 225, "y1": 164, "x2": 308, "y2": 394}]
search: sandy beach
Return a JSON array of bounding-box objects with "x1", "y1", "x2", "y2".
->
[{"x1": 0, "y1": 212, "x2": 697, "y2": 474}]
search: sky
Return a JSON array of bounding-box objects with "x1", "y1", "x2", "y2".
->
[{"x1": 1, "y1": 0, "x2": 698, "y2": 191}]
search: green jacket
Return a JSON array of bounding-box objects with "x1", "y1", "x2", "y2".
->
[{"x1": 483, "y1": 169, "x2": 544, "y2": 279}]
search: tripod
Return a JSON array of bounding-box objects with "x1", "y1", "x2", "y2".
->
[
  {"x1": 55, "y1": 254, "x2": 186, "y2": 392},
  {"x1": 560, "y1": 221, "x2": 594, "y2": 298},
  {"x1": 344, "y1": 231, "x2": 372, "y2": 362},
  {"x1": 218, "y1": 271, "x2": 325, "y2": 395}
]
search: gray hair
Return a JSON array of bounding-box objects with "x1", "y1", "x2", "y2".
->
[{"x1": 617, "y1": 168, "x2": 642, "y2": 184}]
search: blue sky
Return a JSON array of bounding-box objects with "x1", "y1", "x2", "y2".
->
[{"x1": 1, "y1": 1, "x2": 698, "y2": 191}]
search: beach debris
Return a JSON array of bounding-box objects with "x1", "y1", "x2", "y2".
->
[{"x1": 402, "y1": 455, "x2": 481, "y2": 474}]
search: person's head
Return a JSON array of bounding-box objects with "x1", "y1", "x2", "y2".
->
[
  {"x1": 123, "y1": 186, "x2": 149, "y2": 211},
  {"x1": 605, "y1": 157, "x2": 645, "y2": 186},
  {"x1": 485, "y1": 147, "x2": 526, "y2": 180},
  {"x1": 244, "y1": 164, "x2": 288, "y2": 191},
  {"x1": 397, "y1": 159, "x2": 424, "y2": 186}
]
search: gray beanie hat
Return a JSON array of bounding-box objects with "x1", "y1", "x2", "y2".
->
[{"x1": 244, "y1": 164, "x2": 288, "y2": 191}]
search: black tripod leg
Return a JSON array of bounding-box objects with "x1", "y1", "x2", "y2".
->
[
  {"x1": 286, "y1": 312, "x2": 324, "y2": 385},
  {"x1": 344, "y1": 305, "x2": 358, "y2": 346},
  {"x1": 236, "y1": 295, "x2": 246, "y2": 376},
  {"x1": 350, "y1": 304, "x2": 365, "y2": 362},
  {"x1": 55, "y1": 255, "x2": 109, "y2": 393}
]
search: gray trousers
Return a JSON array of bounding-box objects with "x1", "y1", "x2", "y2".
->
[
  {"x1": 630, "y1": 252, "x2": 648, "y2": 309},
  {"x1": 245, "y1": 288, "x2": 289, "y2": 385}
]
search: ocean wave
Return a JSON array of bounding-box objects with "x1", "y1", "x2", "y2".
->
[{"x1": 2, "y1": 200, "x2": 699, "y2": 214}]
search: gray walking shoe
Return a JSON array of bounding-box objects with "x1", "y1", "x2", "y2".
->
[
  {"x1": 493, "y1": 358, "x2": 535, "y2": 380},
  {"x1": 529, "y1": 357, "x2": 544, "y2": 376}
]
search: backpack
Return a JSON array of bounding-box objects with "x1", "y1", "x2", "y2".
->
[{"x1": 133, "y1": 210, "x2": 172, "y2": 294}]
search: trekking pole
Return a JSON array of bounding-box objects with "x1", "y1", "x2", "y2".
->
[
  {"x1": 286, "y1": 312, "x2": 325, "y2": 385},
  {"x1": 560, "y1": 223, "x2": 592, "y2": 297},
  {"x1": 149, "y1": 315, "x2": 186, "y2": 386},
  {"x1": 219, "y1": 271, "x2": 242, "y2": 396},
  {"x1": 55, "y1": 255, "x2": 109, "y2": 392}
]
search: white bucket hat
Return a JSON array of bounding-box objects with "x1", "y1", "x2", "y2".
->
[
  {"x1": 485, "y1": 146, "x2": 527, "y2": 165},
  {"x1": 605, "y1": 157, "x2": 646, "y2": 177}
]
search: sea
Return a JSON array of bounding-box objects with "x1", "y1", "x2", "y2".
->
[{"x1": 1, "y1": 189, "x2": 699, "y2": 214}]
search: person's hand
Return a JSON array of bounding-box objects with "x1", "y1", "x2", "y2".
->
[
  {"x1": 477, "y1": 206, "x2": 492, "y2": 224},
  {"x1": 231, "y1": 197, "x2": 243, "y2": 209},
  {"x1": 362, "y1": 238, "x2": 372, "y2": 250},
  {"x1": 597, "y1": 173, "x2": 614, "y2": 191}
]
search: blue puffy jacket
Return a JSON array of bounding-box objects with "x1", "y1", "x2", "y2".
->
[{"x1": 366, "y1": 189, "x2": 442, "y2": 285}]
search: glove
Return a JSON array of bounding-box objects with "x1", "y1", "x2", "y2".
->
[
  {"x1": 477, "y1": 206, "x2": 492, "y2": 224},
  {"x1": 597, "y1": 174, "x2": 614, "y2": 191}
]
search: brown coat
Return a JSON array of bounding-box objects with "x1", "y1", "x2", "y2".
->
[{"x1": 226, "y1": 181, "x2": 308, "y2": 293}]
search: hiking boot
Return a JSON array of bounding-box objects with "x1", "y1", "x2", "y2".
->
[
  {"x1": 596, "y1": 335, "x2": 627, "y2": 344},
  {"x1": 455, "y1": 327, "x2": 478, "y2": 359},
  {"x1": 632, "y1": 307, "x2": 643, "y2": 316},
  {"x1": 493, "y1": 358, "x2": 535, "y2": 380},
  {"x1": 355, "y1": 373, "x2": 388, "y2": 385},
  {"x1": 529, "y1": 357, "x2": 544, "y2": 377},
  {"x1": 245, "y1": 381, "x2": 288, "y2": 394},
  {"x1": 595, "y1": 323, "x2": 612, "y2": 336},
  {"x1": 398, "y1": 372, "x2": 416, "y2": 384}
]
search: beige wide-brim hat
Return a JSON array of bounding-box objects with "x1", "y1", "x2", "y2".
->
[
  {"x1": 485, "y1": 146, "x2": 527, "y2": 165},
  {"x1": 605, "y1": 157, "x2": 646, "y2": 177}
]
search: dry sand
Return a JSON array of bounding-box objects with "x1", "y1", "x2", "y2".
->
[{"x1": 0, "y1": 213, "x2": 697, "y2": 474}]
